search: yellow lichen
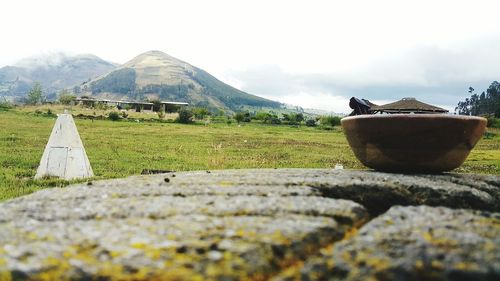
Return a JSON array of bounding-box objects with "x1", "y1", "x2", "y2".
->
[
  {"x1": 37, "y1": 256, "x2": 71, "y2": 281},
  {"x1": 415, "y1": 260, "x2": 424, "y2": 270},
  {"x1": 0, "y1": 271, "x2": 12, "y2": 281},
  {"x1": 272, "y1": 260, "x2": 304, "y2": 281},
  {"x1": 422, "y1": 231, "x2": 433, "y2": 242},
  {"x1": 342, "y1": 226, "x2": 359, "y2": 241},
  {"x1": 431, "y1": 260, "x2": 444, "y2": 270},
  {"x1": 27, "y1": 232, "x2": 38, "y2": 240},
  {"x1": 217, "y1": 181, "x2": 234, "y2": 187},
  {"x1": 149, "y1": 267, "x2": 204, "y2": 281},
  {"x1": 270, "y1": 230, "x2": 291, "y2": 245},
  {"x1": 110, "y1": 250, "x2": 123, "y2": 258},
  {"x1": 421, "y1": 231, "x2": 458, "y2": 249},
  {"x1": 131, "y1": 242, "x2": 147, "y2": 249},
  {"x1": 454, "y1": 262, "x2": 479, "y2": 271}
]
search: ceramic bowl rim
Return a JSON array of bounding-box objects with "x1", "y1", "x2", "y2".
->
[{"x1": 341, "y1": 114, "x2": 487, "y2": 122}]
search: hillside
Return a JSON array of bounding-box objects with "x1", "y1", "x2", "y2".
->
[
  {"x1": 0, "y1": 53, "x2": 117, "y2": 100},
  {"x1": 81, "y1": 50, "x2": 282, "y2": 112}
]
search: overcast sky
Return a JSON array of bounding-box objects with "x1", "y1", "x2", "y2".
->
[{"x1": 1, "y1": 0, "x2": 499, "y2": 113}]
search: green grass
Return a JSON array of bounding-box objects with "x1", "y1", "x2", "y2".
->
[{"x1": 1, "y1": 108, "x2": 499, "y2": 200}]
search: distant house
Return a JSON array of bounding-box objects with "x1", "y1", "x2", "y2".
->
[
  {"x1": 159, "y1": 101, "x2": 190, "y2": 113},
  {"x1": 75, "y1": 97, "x2": 188, "y2": 112}
]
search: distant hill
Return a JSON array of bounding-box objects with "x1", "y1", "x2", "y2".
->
[
  {"x1": 0, "y1": 53, "x2": 117, "y2": 100},
  {"x1": 80, "y1": 50, "x2": 282, "y2": 112}
]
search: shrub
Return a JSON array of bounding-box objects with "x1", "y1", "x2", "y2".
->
[
  {"x1": 282, "y1": 113, "x2": 304, "y2": 125},
  {"x1": 320, "y1": 115, "x2": 341, "y2": 127},
  {"x1": 305, "y1": 119, "x2": 316, "y2": 127},
  {"x1": 150, "y1": 99, "x2": 162, "y2": 112},
  {"x1": 234, "y1": 111, "x2": 251, "y2": 123},
  {"x1": 294, "y1": 113, "x2": 304, "y2": 123},
  {"x1": 234, "y1": 111, "x2": 252, "y2": 123},
  {"x1": 265, "y1": 114, "x2": 281, "y2": 125},
  {"x1": 157, "y1": 108, "x2": 165, "y2": 119},
  {"x1": 58, "y1": 91, "x2": 76, "y2": 105},
  {"x1": 270, "y1": 117, "x2": 281, "y2": 125},
  {"x1": 0, "y1": 100, "x2": 13, "y2": 111},
  {"x1": 483, "y1": 131, "x2": 496, "y2": 139},
  {"x1": 254, "y1": 111, "x2": 271, "y2": 121},
  {"x1": 485, "y1": 115, "x2": 500, "y2": 128},
  {"x1": 192, "y1": 107, "x2": 211, "y2": 120},
  {"x1": 108, "y1": 111, "x2": 121, "y2": 121},
  {"x1": 176, "y1": 109, "x2": 193, "y2": 124}
]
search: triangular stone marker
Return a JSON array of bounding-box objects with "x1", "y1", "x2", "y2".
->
[{"x1": 35, "y1": 113, "x2": 93, "y2": 180}]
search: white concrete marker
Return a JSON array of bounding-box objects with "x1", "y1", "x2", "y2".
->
[{"x1": 35, "y1": 113, "x2": 93, "y2": 180}]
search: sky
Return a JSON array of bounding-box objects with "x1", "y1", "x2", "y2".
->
[{"x1": 1, "y1": 0, "x2": 499, "y2": 113}]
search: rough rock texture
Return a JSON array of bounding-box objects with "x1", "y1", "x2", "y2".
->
[
  {"x1": 0, "y1": 169, "x2": 499, "y2": 280},
  {"x1": 15, "y1": 169, "x2": 500, "y2": 215},
  {"x1": 287, "y1": 206, "x2": 500, "y2": 281}
]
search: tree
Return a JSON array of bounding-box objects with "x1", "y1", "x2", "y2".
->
[
  {"x1": 176, "y1": 108, "x2": 193, "y2": 124},
  {"x1": 58, "y1": 90, "x2": 76, "y2": 105},
  {"x1": 150, "y1": 99, "x2": 162, "y2": 112},
  {"x1": 234, "y1": 111, "x2": 251, "y2": 123},
  {"x1": 282, "y1": 113, "x2": 305, "y2": 125},
  {"x1": 294, "y1": 113, "x2": 304, "y2": 123},
  {"x1": 234, "y1": 112, "x2": 245, "y2": 124},
  {"x1": 305, "y1": 119, "x2": 316, "y2": 127},
  {"x1": 254, "y1": 111, "x2": 271, "y2": 121},
  {"x1": 27, "y1": 82, "x2": 43, "y2": 105},
  {"x1": 0, "y1": 97, "x2": 13, "y2": 111},
  {"x1": 108, "y1": 111, "x2": 121, "y2": 121},
  {"x1": 456, "y1": 82, "x2": 500, "y2": 117},
  {"x1": 320, "y1": 115, "x2": 341, "y2": 127},
  {"x1": 192, "y1": 107, "x2": 210, "y2": 119},
  {"x1": 486, "y1": 81, "x2": 500, "y2": 117}
]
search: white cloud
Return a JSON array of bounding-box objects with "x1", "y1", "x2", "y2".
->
[
  {"x1": 1, "y1": 0, "x2": 499, "y2": 113},
  {"x1": 15, "y1": 52, "x2": 71, "y2": 68},
  {"x1": 268, "y1": 92, "x2": 350, "y2": 114}
]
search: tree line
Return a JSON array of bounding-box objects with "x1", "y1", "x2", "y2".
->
[{"x1": 456, "y1": 81, "x2": 500, "y2": 117}]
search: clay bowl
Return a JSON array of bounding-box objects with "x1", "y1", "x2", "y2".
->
[{"x1": 341, "y1": 114, "x2": 487, "y2": 173}]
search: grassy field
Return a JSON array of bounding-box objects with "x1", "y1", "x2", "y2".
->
[{"x1": 1, "y1": 107, "x2": 499, "y2": 200}]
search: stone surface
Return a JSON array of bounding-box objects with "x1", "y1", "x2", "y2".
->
[
  {"x1": 309, "y1": 170, "x2": 499, "y2": 214},
  {"x1": 0, "y1": 169, "x2": 499, "y2": 280},
  {"x1": 21, "y1": 169, "x2": 500, "y2": 214},
  {"x1": 292, "y1": 206, "x2": 500, "y2": 281}
]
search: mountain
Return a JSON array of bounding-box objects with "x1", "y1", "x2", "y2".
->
[
  {"x1": 80, "y1": 50, "x2": 282, "y2": 112},
  {"x1": 0, "y1": 53, "x2": 117, "y2": 100}
]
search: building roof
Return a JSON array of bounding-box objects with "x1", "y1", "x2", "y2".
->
[
  {"x1": 371, "y1": 97, "x2": 448, "y2": 114},
  {"x1": 160, "y1": 101, "x2": 189, "y2": 105},
  {"x1": 75, "y1": 98, "x2": 188, "y2": 106}
]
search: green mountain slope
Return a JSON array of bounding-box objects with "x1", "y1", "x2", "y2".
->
[
  {"x1": 0, "y1": 53, "x2": 117, "y2": 99},
  {"x1": 82, "y1": 50, "x2": 282, "y2": 112}
]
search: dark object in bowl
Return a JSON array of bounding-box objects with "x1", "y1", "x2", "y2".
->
[{"x1": 341, "y1": 114, "x2": 487, "y2": 173}]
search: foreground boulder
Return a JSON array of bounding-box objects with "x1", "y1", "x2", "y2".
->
[
  {"x1": 291, "y1": 206, "x2": 500, "y2": 281},
  {"x1": 0, "y1": 169, "x2": 498, "y2": 280}
]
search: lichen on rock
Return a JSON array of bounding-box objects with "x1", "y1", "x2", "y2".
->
[
  {"x1": 0, "y1": 169, "x2": 498, "y2": 280},
  {"x1": 294, "y1": 206, "x2": 500, "y2": 280}
]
